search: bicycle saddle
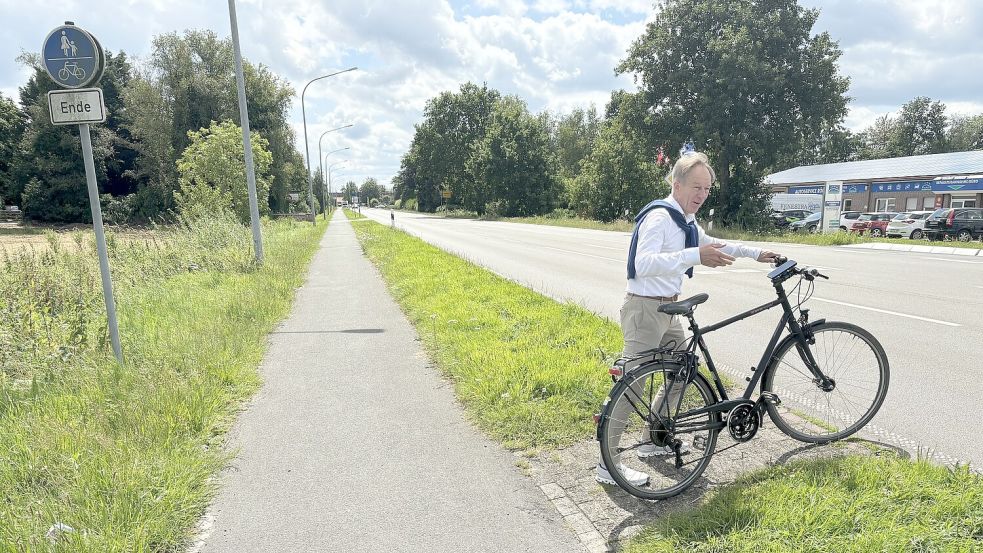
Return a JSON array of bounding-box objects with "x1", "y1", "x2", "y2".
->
[{"x1": 657, "y1": 293, "x2": 709, "y2": 315}]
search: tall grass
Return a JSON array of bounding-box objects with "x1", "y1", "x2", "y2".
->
[{"x1": 0, "y1": 213, "x2": 326, "y2": 551}]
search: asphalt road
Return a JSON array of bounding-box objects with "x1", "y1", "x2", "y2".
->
[{"x1": 367, "y1": 208, "x2": 983, "y2": 469}]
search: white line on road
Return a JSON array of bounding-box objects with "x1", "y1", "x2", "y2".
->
[
  {"x1": 919, "y1": 257, "x2": 983, "y2": 264},
  {"x1": 811, "y1": 297, "x2": 961, "y2": 327}
]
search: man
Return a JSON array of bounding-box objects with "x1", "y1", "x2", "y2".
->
[{"x1": 596, "y1": 149, "x2": 780, "y2": 487}]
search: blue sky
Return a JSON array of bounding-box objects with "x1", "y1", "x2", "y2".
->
[{"x1": 1, "y1": 0, "x2": 981, "y2": 187}]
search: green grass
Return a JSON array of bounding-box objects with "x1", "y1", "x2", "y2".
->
[
  {"x1": 622, "y1": 454, "x2": 983, "y2": 552},
  {"x1": 0, "y1": 226, "x2": 44, "y2": 236},
  {"x1": 0, "y1": 215, "x2": 326, "y2": 551},
  {"x1": 349, "y1": 213, "x2": 983, "y2": 550},
  {"x1": 347, "y1": 212, "x2": 621, "y2": 450}
]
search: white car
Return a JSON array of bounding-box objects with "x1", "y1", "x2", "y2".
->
[{"x1": 886, "y1": 210, "x2": 934, "y2": 239}]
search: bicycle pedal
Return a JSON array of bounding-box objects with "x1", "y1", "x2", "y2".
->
[{"x1": 759, "y1": 392, "x2": 781, "y2": 406}]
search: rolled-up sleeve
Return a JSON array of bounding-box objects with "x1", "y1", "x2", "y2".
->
[{"x1": 633, "y1": 211, "x2": 701, "y2": 277}]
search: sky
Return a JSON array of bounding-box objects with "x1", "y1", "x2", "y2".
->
[{"x1": 1, "y1": 0, "x2": 982, "y2": 188}]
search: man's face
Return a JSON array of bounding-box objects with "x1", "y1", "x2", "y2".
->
[{"x1": 672, "y1": 165, "x2": 712, "y2": 215}]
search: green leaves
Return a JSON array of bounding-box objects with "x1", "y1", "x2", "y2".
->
[{"x1": 174, "y1": 120, "x2": 272, "y2": 224}]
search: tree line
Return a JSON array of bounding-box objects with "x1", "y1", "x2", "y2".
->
[
  {"x1": 0, "y1": 30, "x2": 318, "y2": 223},
  {"x1": 393, "y1": 0, "x2": 983, "y2": 227}
]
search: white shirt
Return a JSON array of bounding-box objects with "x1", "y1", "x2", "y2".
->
[{"x1": 627, "y1": 196, "x2": 763, "y2": 297}]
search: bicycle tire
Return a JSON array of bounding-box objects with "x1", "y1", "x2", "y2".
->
[
  {"x1": 762, "y1": 321, "x2": 889, "y2": 443},
  {"x1": 598, "y1": 362, "x2": 720, "y2": 500}
]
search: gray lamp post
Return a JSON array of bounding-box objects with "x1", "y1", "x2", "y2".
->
[
  {"x1": 320, "y1": 147, "x2": 350, "y2": 218},
  {"x1": 300, "y1": 67, "x2": 357, "y2": 224},
  {"x1": 328, "y1": 159, "x2": 349, "y2": 206}
]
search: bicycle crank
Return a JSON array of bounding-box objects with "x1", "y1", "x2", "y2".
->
[{"x1": 726, "y1": 402, "x2": 760, "y2": 442}]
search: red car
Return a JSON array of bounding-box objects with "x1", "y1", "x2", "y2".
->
[{"x1": 849, "y1": 212, "x2": 898, "y2": 237}]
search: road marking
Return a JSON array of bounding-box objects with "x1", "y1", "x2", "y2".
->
[
  {"x1": 811, "y1": 297, "x2": 960, "y2": 327},
  {"x1": 919, "y1": 257, "x2": 983, "y2": 264},
  {"x1": 537, "y1": 244, "x2": 623, "y2": 263}
]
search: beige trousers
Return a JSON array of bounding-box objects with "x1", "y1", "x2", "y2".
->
[{"x1": 603, "y1": 294, "x2": 687, "y2": 464}]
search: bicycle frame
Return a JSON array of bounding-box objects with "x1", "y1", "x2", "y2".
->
[{"x1": 681, "y1": 275, "x2": 830, "y2": 405}]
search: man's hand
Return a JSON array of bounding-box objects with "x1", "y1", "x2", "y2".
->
[
  {"x1": 756, "y1": 250, "x2": 780, "y2": 263},
  {"x1": 699, "y1": 243, "x2": 735, "y2": 268}
]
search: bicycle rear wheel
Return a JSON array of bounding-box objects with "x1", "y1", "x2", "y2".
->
[
  {"x1": 762, "y1": 322, "x2": 889, "y2": 443},
  {"x1": 597, "y1": 362, "x2": 720, "y2": 500}
]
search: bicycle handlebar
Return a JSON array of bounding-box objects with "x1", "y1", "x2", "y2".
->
[{"x1": 770, "y1": 256, "x2": 828, "y2": 282}]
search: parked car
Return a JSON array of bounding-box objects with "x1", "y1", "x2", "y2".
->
[
  {"x1": 923, "y1": 207, "x2": 983, "y2": 241},
  {"x1": 838, "y1": 210, "x2": 862, "y2": 231},
  {"x1": 849, "y1": 212, "x2": 898, "y2": 237},
  {"x1": 885, "y1": 210, "x2": 934, "y2": 239},
  {"x1": 771, "y1": 209, "x2": 814, "y2": 229},
  {"x1": 789, "y1": 211, "x2": 822, "y2": 233}
]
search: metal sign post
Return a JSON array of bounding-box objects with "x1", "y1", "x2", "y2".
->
[{"x1": 43, "y1": 23, "x2": 122, "y2": 364}]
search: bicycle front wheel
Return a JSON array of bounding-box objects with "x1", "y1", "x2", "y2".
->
[
  {"x1": 597, "y1": 362, "x2": 720, "y2": 500},
  {"x1": 762, "y1": 322, "x2": 889, "y2": 443}
]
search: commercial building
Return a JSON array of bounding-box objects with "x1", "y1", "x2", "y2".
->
[{"x1": 766, "y1": 151, "x2": 983, "y2": 213}]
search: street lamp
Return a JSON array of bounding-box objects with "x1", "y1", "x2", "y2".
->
[
  {"x1": 320, "y1": 146, "x2": 350, "y2": 218},
  {"x1": 328, "y1": 159, "x2": 349, "y2": 207},
  {"x1": 300, "y1": 67, "x2": 357, "y2": 224}
]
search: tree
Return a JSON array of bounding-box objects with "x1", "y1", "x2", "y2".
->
[
  {"x1": 467, "y1": 96, "x2": 559, "y2": 217},
  {"x1": 949, "y1": 114, "x2": 983, "y2": 151},
  {"x1": 888, "y1": 97, "x2": 948, "y2": 157},
  {"x1": 407, "y1": 82, "x2": 501, "y2": 212},
  {"x1": 572, "y1": 114, "x2": 668, "y2": 222},
  {"x1": 359, "y1": 177, "x2": 382, "y2": 204},
  {"x1": 11, "y1": 54, "x2": 114, "y2": 222},
  {"x1": 124, "y1": 30, "x2": 298, "y2": 218},
  {"x1": 174, "y1": 120, "x2": 272, "y2": 222},
  {"x1": 0, "y1": 94, "x2": 25, "y2": 205},
  {"x1": 342, "y1": 181, "x2": 358, "y2": 204},
  {"x1": 618, "y1": 0, "x2": 850, "y2": 226}
]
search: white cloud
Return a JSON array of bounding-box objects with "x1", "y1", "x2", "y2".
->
[{"x1": 2, "y1": 0, "x2": 981, "y2": 186}]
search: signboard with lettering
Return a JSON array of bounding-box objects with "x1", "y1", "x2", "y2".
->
[{"x1": 47, "y1": 88, "x2": 106, "y2": 125}]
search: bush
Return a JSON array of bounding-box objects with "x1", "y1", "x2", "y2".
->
[
  {"x1": 393, "y1": 199, "x2": 403, "y2": 209},
  {"x1": 403, "y1": 198, "x2": 418, "y2": 211},
  {"x1": 175, "y1": 120, "x2": 273, "y2": 224},
  {"x1": 369, "y1": 198, "x2": 380, "y2": 208},
  {"x1": 480, "y1": 201, "x2": 501, "y2": 220},
  {"x1": 100, "y1": 194, "x2": 137, "y2": 225}
]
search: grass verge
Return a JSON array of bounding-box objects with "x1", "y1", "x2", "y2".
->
[
  {"x1": 349, "y1": 214, "x2": 983, "y2": 550},
  {"x1": 1, "y1": 216, "x2": 326, "y2": 551},
  {"x1": 622, "y1": 454, "x2": 982, "y2": 552},
  {"x1": 347, "y1": 212, "x2": 620, "y2": 450}
]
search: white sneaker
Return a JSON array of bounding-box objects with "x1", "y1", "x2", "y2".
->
[
  {"x1": 595, "y1": 463, "x2": 649, "y2": 487},
  {"x1": 637, "y1": 441, "x2": 691, "y2": 458}
]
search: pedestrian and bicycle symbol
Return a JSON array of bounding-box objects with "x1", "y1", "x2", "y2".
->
[{"x1": 42, "y1": 23, "x2": 104, "y2": 89}]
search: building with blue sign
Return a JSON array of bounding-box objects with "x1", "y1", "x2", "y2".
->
[{"x1": 765, "y1": 151, "x2": 983, "y2": 213}]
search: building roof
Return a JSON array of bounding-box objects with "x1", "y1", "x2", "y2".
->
[{"x1": 765, "y1": 150, "x2": 983, "y2": 185}]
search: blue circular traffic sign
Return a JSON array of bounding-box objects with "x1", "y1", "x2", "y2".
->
[{"x1": 42, "y1": 24, "x2": 103, "y2": 89}]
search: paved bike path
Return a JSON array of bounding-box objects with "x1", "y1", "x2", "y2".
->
[{"x1": 198, "y1": 211, "x2": 584, "y2": 552}]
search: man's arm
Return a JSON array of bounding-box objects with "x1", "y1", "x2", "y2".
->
[
  {"x1": 697, "y1": 225, "x2": 779, "y2": 263},
  {"x1": 632, "y1": 211, "x2": 702, "y2": 276}
]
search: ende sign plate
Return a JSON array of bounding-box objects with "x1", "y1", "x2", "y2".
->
[{"x1": 48, "y1": 88, "x2": 106, "y2": 125}]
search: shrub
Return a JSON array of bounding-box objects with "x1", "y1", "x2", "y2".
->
[{"x1": 175, "y1": 120, "x2": 273, "y2": 224}]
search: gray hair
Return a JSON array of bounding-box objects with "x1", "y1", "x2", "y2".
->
[{"x1": 669, "y1": 151, "x2": 716, "y2": 185}]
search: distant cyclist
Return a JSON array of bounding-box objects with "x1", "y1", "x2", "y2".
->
[{"x1": 596, "y1": 145, "x2": 779, "y2": 487}]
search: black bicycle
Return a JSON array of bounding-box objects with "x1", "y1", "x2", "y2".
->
[{"x1": 595, "y1": 257, "x2": 890, "y2": 500}]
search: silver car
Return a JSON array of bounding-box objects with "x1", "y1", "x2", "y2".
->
[{"x1": 886, "y1": 210, "x2": 934, "y2": 239}]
